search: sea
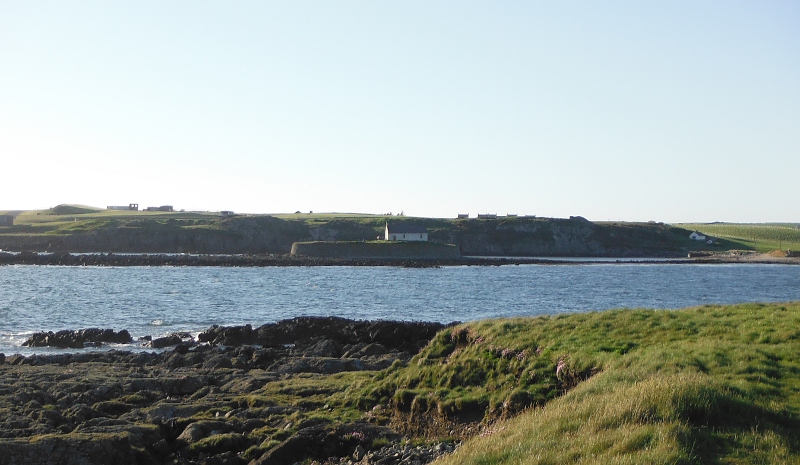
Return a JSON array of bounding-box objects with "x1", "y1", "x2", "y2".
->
[{"x1": 1, "y1": 262, "x2": 799, "y2": 355}]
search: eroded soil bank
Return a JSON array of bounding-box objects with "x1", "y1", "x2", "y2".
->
[{"x1": 0, "y1": 317, "x2": 457, "y2": 465}]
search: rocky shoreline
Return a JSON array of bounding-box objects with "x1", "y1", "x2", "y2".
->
[
  {"x1": 0, "y1": 251, "x2": 700, "y2": 268},
  {"x1": 2, "y1": 251, "x2": 796, "y2": 268},
  {"x1": 0, "y1": 317, "x2": 460, "y2": 465}
]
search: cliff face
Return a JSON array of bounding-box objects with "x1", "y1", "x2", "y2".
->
[
  {"x1": 0, "y1": 216, "x2": 693, "y2": 257},
  {"x1": 434, "y1": 217, "x2": 689, "y2": 257},
  {"x1": 0, "y1": 217, "x2": 309, "y2": 254}
]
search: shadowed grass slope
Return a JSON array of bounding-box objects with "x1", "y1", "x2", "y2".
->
[{"x1": 420, "y1": 303, "x2": 800, "y2": 464}]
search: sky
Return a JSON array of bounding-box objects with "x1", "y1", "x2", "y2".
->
[{"x1": 1, "y1": 2, "x2": 798, "y2": 222}]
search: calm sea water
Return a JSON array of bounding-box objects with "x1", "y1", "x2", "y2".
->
[{"x1": 1, "y1": 264, "x2": 799, "y2": 355}]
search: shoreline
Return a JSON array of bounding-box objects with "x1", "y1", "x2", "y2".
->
[
  {"x1": 1, "y1": 307, "x2": 798, "y2": 464},
  {"x1": 0, "y1": 317, "x2": 459, "y2": 465},
  {"x1": 1, "y1": 251, "x2": 797, "y2": 267}
]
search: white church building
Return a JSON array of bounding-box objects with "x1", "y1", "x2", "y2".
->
[{"x1": 384, "y1": 222, "x2": 428, "y2": 242}]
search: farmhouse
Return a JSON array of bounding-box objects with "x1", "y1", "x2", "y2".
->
[
  {"x1": 0, "y1": 215, "x2": 13, "y2": 227},
  {"x1": 384, "y1": 222, "x2": 428, "y2": 242},
  {"x1": 689, "y1": 231, "x2": 706, "y2": 241}
]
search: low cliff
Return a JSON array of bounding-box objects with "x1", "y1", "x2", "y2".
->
[{"x1": 0, "y1": 213, "x2": 700, "y2": 257}]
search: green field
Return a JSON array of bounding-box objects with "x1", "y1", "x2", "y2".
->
[
  {"x1": 344, "y1": 303, "x2": 800, "y2": 464},
  {"x1": 0, "y1": 205, "x2": 232, "y2": 238},
  {"x1": 676, "y1": 223, "x2": 800, "y2": 252}
]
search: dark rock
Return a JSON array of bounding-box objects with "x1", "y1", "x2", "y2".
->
[
  {"x1": 22, "y1": 328, "x2": 133, "y2": 349},
  {"x1": 250, "y1": 425, "x2": 330, "y2": 465},
  {"x1": 161, "y1": 376, "x2": 209, "y2": 396},
  {"x1": 203, "y1": 355, "x2": 233, "y2": 369},
  {"x1": 0, "y1": 317, "x2": 451, "y2": 465},
  {"x1": 63, "y1": 403, "x2": 100, "y2": 424},
  {"x1": 174, "y1": 341, "x2": 194, "y2": 354},
  {"x1": 151, "y1": 438, "x2": 171, "y2": 458},
  {"x1": 303, "y1": 339, "x2": 342, "y2": 357},
  {"x1": 164, "y1": 352, "x2": 187, "y2": 369},
  {"x1": 0, "y1": 434, "x2": 138, "y2": 465},
  {"x1": 357, "y1": 342, "x2": 388, "y2": 357},
  {"x1": 176, "y1": 422, "x2": 206, "y2": 445},
  {"x1": 200, "y1": 317, "x2": 446, "y2": 355},
  {"x1": 150, "y1": 334, "x2": 183, "y2": 349},
  {"x1": 198, "y1": 324, "x2": 256, "y2": 346}
]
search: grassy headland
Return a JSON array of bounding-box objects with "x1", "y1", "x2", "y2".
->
[{"x1": 424, "y1": 303, "x2": 800, "y2": 464}]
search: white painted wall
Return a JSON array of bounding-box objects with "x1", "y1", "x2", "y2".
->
[{"x1": 388, "y1": 232, "x2": 428, "y2": 242}]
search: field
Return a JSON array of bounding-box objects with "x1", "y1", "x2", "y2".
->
[
  {"x1": 0, "y1": 205, "x2": 422, "y2": 235},
  {"x1": 676, "y1": 223, "x2": 800, "y2": 253}
]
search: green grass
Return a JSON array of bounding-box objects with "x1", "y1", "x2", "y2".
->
[
  {"x1": 416, "y1": 303, "x2": 800, "y2": 465},
  {"x1": 677, "y1": 223, "x2": 800, "y2": 253},
  {"x1": 1, "y1": 206, "x2": 233, "y2": 238}
]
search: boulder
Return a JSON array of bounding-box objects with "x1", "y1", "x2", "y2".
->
[
  {"x1": 149, "y1": 334, "x2": 182, "y2": 349},
  {"x1": 6, "y1": 354, "x2": 24, "y2": 365}
]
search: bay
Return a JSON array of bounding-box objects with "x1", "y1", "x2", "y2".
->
[{"x1": 1, "y1": 263, "x2": 798, "y2": 355}]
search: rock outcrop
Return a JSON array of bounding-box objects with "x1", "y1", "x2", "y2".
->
[
  {"x1": 22, "y1": 328, "x2": 132, "y2": 349},
  {"x1": 0, "y1": 318, "x2": 458, "y2": 465}
]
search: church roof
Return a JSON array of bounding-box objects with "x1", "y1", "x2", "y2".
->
[{"x1": 386, "y1": 223, "x2": 427, "y2": 234}]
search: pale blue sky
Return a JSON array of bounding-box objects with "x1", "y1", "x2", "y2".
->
[{"x1": 1, "y1": 2, "x2": 798, "y2": 222}]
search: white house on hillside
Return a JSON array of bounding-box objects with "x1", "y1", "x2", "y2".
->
[
  {"x1": 689, "y1": 231, "x2": 706, "y2": 241},
  {"x1": 385, "y1": 222, "x2": 428, "y2": 242}
]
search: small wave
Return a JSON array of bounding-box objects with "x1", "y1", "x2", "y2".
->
[{"x1": 149, "y1": 320, "x2": 168, "y2": 326}]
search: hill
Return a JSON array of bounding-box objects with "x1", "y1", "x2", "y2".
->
[
  {"x1": 42, "y1": 204, "x2": 104, "y2": 215},
  {"x1": 0, "y1": 209, "x2": 714, "y2": 256}
]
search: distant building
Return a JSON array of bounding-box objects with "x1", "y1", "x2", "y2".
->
[
  {"x1": 220, "y1": 211, "x2": 234, "y2": 216},
  {"x1": 689, "y1": 231, "x2": 706, "y2": 241},
  {"x1": 385, "y1": 222, "x2": 428, "y2": 242},
  {"x1": 477, "y1": 213, "x2": 497, "y2": 219},
  {"x1": 145, "y1": 206, "x2": 174, "y2": 212},
  {"x1": 107, "y1": 203, "x2": 138, "y2": 211},
  {"x1": 0, "y1": 215, "x2": 13, "y2": 227},
  {"x1": 457, "y1": 213, "x2": 469, "y2": 219}
]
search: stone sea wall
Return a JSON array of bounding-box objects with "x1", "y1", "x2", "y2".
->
[{"x1": 290, "y1": 241, "x2": 461, "y2": 259}]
